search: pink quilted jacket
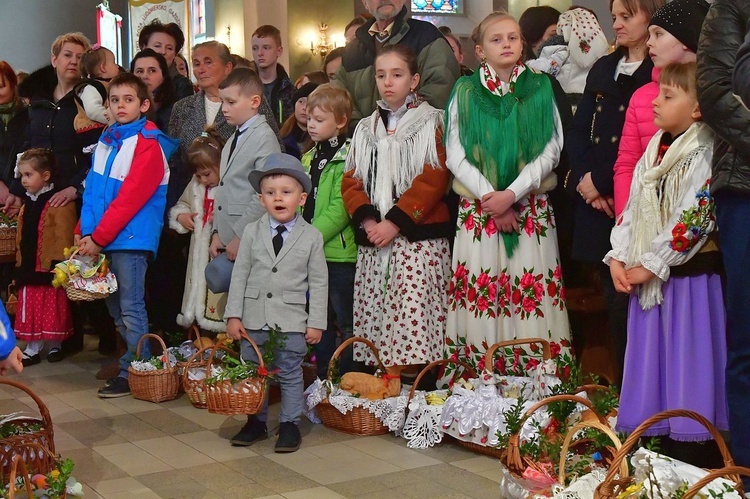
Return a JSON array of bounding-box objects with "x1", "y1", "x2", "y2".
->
[{"x1": 613, "y1": 67, "x2": 661, "y2": 217}]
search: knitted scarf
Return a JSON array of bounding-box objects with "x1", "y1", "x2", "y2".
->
[
  {"x1": 346, "y1": 98, "x2": 443, "y2": 217},
  {"x1": 626, "y1": 121, "x2": 714, "y2": 309},
  {"x1": 445, "y1": 62, "x2": 555, "y2": 256}
]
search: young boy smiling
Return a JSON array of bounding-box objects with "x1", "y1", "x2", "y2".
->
[
  {"x1": 225, "y1": 152, "x2": 328, "y2": 453},
  {"x1": 77, "y1": 72, "x2": 179, "y2": 398}
]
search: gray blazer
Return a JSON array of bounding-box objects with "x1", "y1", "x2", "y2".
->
[
  {"x1": 224, "y1": 214, "x2": 328, "y2": 333},
  {"x1": 167, "y1": 91, "x2": 284, "y2": 212},
  {"x1": 214, "y1": 115, "x2": 281, "y2": 245}
]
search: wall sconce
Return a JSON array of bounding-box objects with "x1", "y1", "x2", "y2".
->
[{"x1": 310, "y1": 23, "x2": 335, "y2": 59}]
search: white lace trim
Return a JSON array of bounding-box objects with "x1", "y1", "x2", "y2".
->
[{"x1": 303, "y1": 379, "x2": 407, "y2": 426}]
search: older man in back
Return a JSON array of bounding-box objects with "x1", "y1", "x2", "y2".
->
[{"x1": 335, "y1": 0, "x2": 459, "y2": 130}]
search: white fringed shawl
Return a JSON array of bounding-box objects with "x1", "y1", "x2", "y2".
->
[
  {"x1": 625, "y1": 122, "x2": 714, "y2": 309},
  {"x1": 346, "y1": 100, "x2": 444, "y2": 217}
]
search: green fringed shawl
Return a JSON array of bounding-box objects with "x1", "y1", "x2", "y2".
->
[{"x1": 445, "y1": 67, "x2": 556, "y2": 256}]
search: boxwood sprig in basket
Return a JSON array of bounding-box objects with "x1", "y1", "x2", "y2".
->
[{"x1": 206, "y1": 326, "x2": 285, "y2": 385}]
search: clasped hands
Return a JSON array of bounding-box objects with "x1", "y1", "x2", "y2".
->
[
  {"x1": 576, "y1": 172, "x2": 614, "y2": 219},
  {"x1": 481, "y1": 190, "x2": 519, "y2": 234},
  {"x1": 609, "y1": 260, "x2": 656, "y2": 293}
]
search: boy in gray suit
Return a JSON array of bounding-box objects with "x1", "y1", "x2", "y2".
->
[
  {"x1": 209, "y1": 68, "x2": 281, "y2": 262},
  {"x1": 225, "y1": 153, "x2": 328, "y2": 452}
]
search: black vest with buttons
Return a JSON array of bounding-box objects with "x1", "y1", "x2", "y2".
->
[{"x1": 566, "y1": 48, "x2": 654, "y2": 263}]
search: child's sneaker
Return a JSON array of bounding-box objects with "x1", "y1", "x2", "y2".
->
[
  {"x1": 275, "y1": 422, "x2": 301, "y2": 453},
  {"x1": 230, "y1": 416, "x2": 268, "y2": 446},
  {"x1": 97, "y1": 376, "x2": 131, "y2": 398}
]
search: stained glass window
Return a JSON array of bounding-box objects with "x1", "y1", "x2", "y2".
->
[{"x1": 412, "y1": 0, "x2": 463, "y2": 15}]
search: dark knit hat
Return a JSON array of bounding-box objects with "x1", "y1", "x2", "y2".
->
[
  {"x1": 649, "y1": 0, "x2": 710, "y2": 54},
  {"x1": 292, "y1": 82, "x2": 319, "y2": 105}
]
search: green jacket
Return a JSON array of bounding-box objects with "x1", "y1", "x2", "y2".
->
[
  {"x1": 334, "y1": 7, "x2": 460, "y2": 131},
  {"x1": 302, "y1": 140, "x2": 357, "y2": 263}
]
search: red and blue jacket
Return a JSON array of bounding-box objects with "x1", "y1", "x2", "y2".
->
[{"x1": 79, "y1": 117, "x2": 179, "y2": 255}]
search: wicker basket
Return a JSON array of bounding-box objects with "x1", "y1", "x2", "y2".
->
[
  {"x1": 500, "y1": 393, "x2": 606, "y2": 479},
  {"x1": 183, "y1": 343, "x2": 234, "y2": 409},
  {"x1": 316, "y1": 336, "x2": 390, "y2": 436},
  {"x1": 5, "y1": 444, "x2": 64, "y2": 499},
  {"x1": 594, "y1": 409, "x2": 738, "y2": 498},
  {"x1": 61, "y1": 248, "x2": 112, "y2": 302},
  {"x1": 205, "y1": 332, "x2": 267, "y2": 416},
  {"x1": 452, "y1": 337, "x2": 551, "y2": 458},
  {"x1": 5, "y1": 283, "x2": 17, "y2": 316},
  {"x1": 176, "y1": 326, "x2": 211, "y2": 392},
  {"x1": 682, "y1": 466, "x2": 750, "y2": 498},
  {"x1": 557, "y1": 420, "x2": 625, "y2": 486},
  {"x1": 128, "y1": 334, "x2": 181, "y2": 403},
  {"x1": 0, "y1": 226, "x2": 16, "y2": 258},
  {"x1": 0, "y1": 379, "x2": 55, "y2": 476},
  {"x1": 407, "y1": 358, "x2": 477, "y2": 405}
]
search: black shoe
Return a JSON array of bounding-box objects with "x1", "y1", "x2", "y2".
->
[
  {"x1": 47, "y1": 348, "x2": 64, "y2": 363},
  {"x1": 275, "y1": 422, "x2": 301, "y2": 453},
  {"x1": 230, "y1": 416, "x2": 268, "y2": 446},
  {"x1": 104, "y1": 377, "x2": 119, "y2": 387},
  {"x1": 21, "y1": 353, "x2": 40, "y2": 367},
  {"x1": 97, "y1": 377, "x2": 131, "y2": 398}
]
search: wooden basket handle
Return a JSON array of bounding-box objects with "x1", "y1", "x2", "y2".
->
[
  {"x1": 596, "y1": 409, "x2": 735, "y2": 498},
  {"x1": 681, "y1": 466, "x2": 750, "y2": 498},
  {"x1": 183, "y1": 342, "x2": 235, "y2": 386},
  {"x1": 135, "y1": 333, "x2": 172, "y2": 368},
  {"x1": 8, "y1": 454, "x2": 33, "y2": 499},
  {"x1": 406, "y1": 359, "x2": 477, "y2": 405},
  {"x1": 206, "y1": 331, "x2": 265, "y2": 374},
  {"x1": 483, "y1": 338, "x2": 551, "y2": 375},
  {"x1": 6, "y1": 443, "x2": 57, "y2": 498},
  {"x1": 0, "y1": 379, "x2": 53, "y2": 434},
  {"x1": 504, "y1": 394, "x2": 602, "y2": 474},
  {"x1": 326, "y1": 336, "x2": 386, "y2": 381},
  {"x1": 7, "y1": 281, "x2": 16, "y2": 296},
  {"x1": 186, "y1": 325, "x2": 202, "y2": 342},
  {"x1": 558, "y1": 420, "x2": 625, "y2": 485}
]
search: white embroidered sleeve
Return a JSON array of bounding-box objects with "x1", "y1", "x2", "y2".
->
[{"x1": 638, "y1": 148, "x2": 716, "y2": 281}]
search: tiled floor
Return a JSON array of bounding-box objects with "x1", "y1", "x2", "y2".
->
[{"x1": 0, "y1": 336, "x2": 502, "y2": 498}]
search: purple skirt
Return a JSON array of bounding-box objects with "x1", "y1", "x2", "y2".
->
[{"x1": 616, "y1": 273, "x2": 728, "y2": 441}]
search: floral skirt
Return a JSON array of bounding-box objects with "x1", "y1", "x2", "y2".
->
[
  {"x1": 445, "y1": 195, "x2": 572, "y2": 371},
  {"x1": 353, "y1": 236, "x2": 451, "y2": 367},
  {"x1": 14, "y1": 285, "x2": 73, "y2": 342}
]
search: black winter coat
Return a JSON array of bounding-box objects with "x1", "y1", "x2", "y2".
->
[
  {"x1": 697, "y1": 0, "x2": 750, "y2": 195},
  {"x1": 0, "y1": 102, "x2": 28, "y2": 187},
  {"x1": 18, "y1": 65, "x2": 101, "y2": 195},
  {"x1": 566, "y1": 48, "x2": 653, "y2": 263}
]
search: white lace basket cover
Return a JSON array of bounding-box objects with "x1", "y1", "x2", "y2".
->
[{"x1": 304, "y1": 379, "x2": 407, "y2": 430}]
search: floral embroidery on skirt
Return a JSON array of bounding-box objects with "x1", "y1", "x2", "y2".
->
[
  {"x1": 446, "y1": 195, "x2": 572, "y2": 371},
  {"x1": 353, "y1": 236, "x2": 451, "y2": 367}
]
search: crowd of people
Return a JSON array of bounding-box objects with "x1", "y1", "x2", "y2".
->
[{"x1": 0, "y1": 0, "x2": 747, "y2": 468}]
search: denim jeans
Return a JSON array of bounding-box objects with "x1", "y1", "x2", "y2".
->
[
  {"x1": 241, "y1": 330, "x2": 307, "y2": 424},
  {"x1": 105, "y1": 251, "x2": 151, "y2": 379},
  {"x1": 314, "y1": 262, "x2": 355, "y2": 380},
  {"x1": 714, "y1": 191, "x2": 750, "y2": 480}
]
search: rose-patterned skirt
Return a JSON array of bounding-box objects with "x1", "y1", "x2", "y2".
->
[
  {"x1": 445, "y1": 195, "x2": 571, "y2": 371},
  {"x1": 353, "y1": 236, "x2": 451, "y2": 367}
]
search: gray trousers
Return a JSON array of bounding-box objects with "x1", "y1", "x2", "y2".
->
[{"x1": 241, "y1": 330, "x2": 307, "y2": 424}]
